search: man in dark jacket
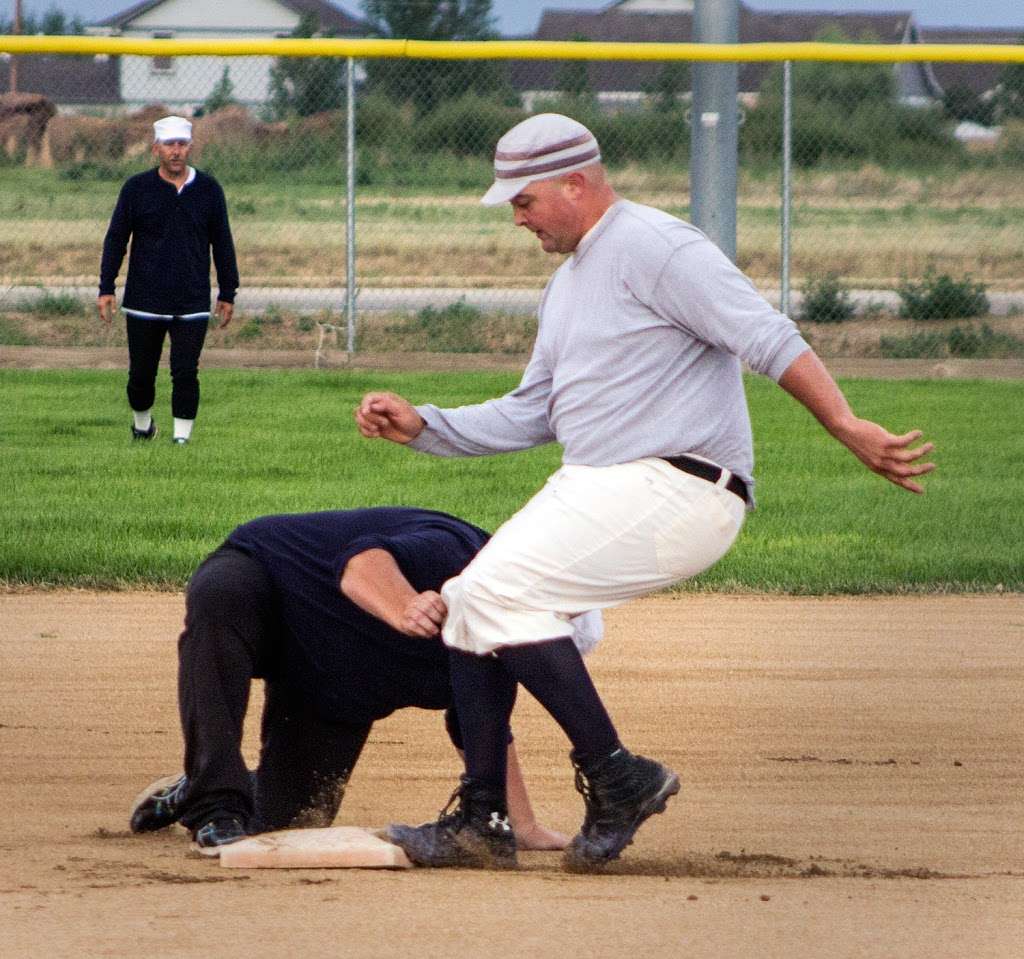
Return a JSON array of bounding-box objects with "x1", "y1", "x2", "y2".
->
[
  {"x1": 98, "y1": 115, "x2": 239, "y2": 445},
  {"x1": 128, "y1": 506, "x2": 601, "y2": 857}
]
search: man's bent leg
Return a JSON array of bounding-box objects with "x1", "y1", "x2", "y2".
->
[
  {"x1": 177, "y1": 546, "x2": 276, "y2": 832},
  {"x1": 386, "y1": 651, "x2": 518, "y2": 869},
  {"x1": 252, "y1": 681, "x2": 371, "y2": 833}
]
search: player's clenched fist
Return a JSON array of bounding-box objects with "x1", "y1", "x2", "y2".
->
[
  {"x1": 399, "y1": 590, "x2": 448, "y2": 638},
  {"x1": 355, "y1": 391, "x2": 426, "y2": 444}
]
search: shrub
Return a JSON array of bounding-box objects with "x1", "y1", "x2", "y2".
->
[
  {"x1": 879, "y1": 324, "x2": 1024, "y2": 359},
  {"x1": 0, "y1": 316, "x2": 38, "y2": 345},
  {"x1": 799, "y1": 274, "x2": 856, "y2": 324},
  {"x1": 948, "y1": 324, "x2": 1024, "y2": 358},
  {"x1": 897, "y1": 270, "x2": 990, "y2": 320},
  {"x1": 408, "y1": 301, "x2": 486, "y2": 353},
  {"x1": 16, "y1": 291, "x2": 84, "y2": 315},
  {"x1": 412, "y1": 94, "x2": 526, "y2": 158},
  {"x1": 878, "y1": 330, "x2": 947, "y2": 359}
]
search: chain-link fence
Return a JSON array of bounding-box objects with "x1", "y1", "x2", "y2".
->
[{"x1": 2, "y1": 41, "x2": 1023, "y2": 360}]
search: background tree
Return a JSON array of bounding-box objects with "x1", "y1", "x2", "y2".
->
[
  {"x1": 993, "y1": 43, "x2": 1024, "y2": 120},
  {"x1": 361, "y1": 0, "x2": 511, "y2": 115},
  {"x1": 554, "y1": 34, "x2": 594, "y2": 103},
  {"x1": 202, "y1": 66, "x2": 237, "y2": 115},
  {"x1": 743, "y1": 25, "x2": 951, "y2": 168},
  {"x1": 268, "y1": 12, "x2": 346, "y2": 119},
  {"x1": 941, "y1": 84, "x2": 995, "y2": 126},
  {"x1": 643, "y1": 61, "x2": 690, "y2": 113},
  {"x1": 1, "y1": 5, "x2": 84, "y2": 34}
]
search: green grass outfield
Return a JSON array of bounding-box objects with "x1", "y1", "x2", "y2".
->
[{"x1": 2, "y1": 369, "x2": 1020, "y2": 593}]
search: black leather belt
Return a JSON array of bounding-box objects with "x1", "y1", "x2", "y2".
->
[{"x1": 661, "y1": 454, "x2": 749, "y2": 505}]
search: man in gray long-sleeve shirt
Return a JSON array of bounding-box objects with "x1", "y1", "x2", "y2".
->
[{"x1": 355, "y1": 114, "x2": 935, "y2": 873}]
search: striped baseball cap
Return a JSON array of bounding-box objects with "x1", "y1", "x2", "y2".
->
[{"x1": 481, "y1": 113, "x2": 602, "y2": 207}]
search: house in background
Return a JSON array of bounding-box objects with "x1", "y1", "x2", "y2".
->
[
  {"x1": 0, "y1": 54, "x2": 121, "y2": 114},
  {"x1": 514, "y1": 0, "x2": 944, "y2": 110},
  {"x1": 90, "y1": 0, "x2": 367, "y2": 112},
  {"x1": 921, "y1": 26, "x2": 1023, "y2": 102}
]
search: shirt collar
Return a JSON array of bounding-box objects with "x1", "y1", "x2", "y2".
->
[{"x1": 569, "y1": 200, "x2": 624, "y2": 268}]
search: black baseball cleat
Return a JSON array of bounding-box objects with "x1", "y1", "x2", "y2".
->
[
  {"x1": 131, "y1": 420, "x2": 158, "y2": 440},
  {"x1": 387, "y1": 776, "x2": 518, "y2": 870},
  {"x1": 190, "y1": 817, "x2": 248, "y2": 857},
  {"x1": 129, "y1": 773, "x2": 188, "y2": 833},
  {"x1": 563, "y1": 747, "x2": 680, "y2": 872}
]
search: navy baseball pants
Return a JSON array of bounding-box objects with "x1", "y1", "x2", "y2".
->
[
  {"x1": 126, "y1": 314, "x2": 208, "y2": 420},
  {"x1": 177, "y1": 546, "x2": 372, "y2": 833}
]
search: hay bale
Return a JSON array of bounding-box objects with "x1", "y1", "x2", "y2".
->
[
  {"x1": 0, "y1": 92, "x2": 56, "y2": 164},
  {"x1": 191, "y1": 105, "x2": 259, "y2": 159},
  {"x1": 43, "y1": 114, "x2": 128, "y2": 165}
]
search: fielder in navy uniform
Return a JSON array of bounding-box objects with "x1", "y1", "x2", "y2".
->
[
  {"x1": 128, "y1": 506, "x2": 599, "y2": 856},
  {"x1": 98, "y1": 115, "x2": 239, "y2": 445},
  {"x1": 355, "y1": 114, "x2": 936, "y2": 872}
]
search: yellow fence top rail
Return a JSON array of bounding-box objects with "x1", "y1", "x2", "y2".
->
[{"x1": 0, "y1": 35, "x2": 1023, "y2": 63}]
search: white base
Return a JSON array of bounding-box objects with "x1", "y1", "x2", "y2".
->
[{"x1": 219, "y1": 826, "x2": 412, "y2": 870}]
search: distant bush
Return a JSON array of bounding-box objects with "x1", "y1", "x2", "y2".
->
[
  {"x1": 997, "y1": 120, "x2": 1024, "y2": 163},
  {"x1": 880, "y1": 324, "x2": 1024, "y2": 359},
  {"x1": 412, "y1": 94, "x2": 526, "y2": 158},
  {"x1": 948, "y1": 324, "x2": 1024, "y2": 358},
  {"x1": 799, "y1": 274, "x2": 856, "y2": 324},
  {"x1": 0, "y1": 316, "x2": 39, "y2": 345},
  {"x1": 16, "y1": 291, "x2": 84, "y2": 316},
  {"x1": 404, "y1": 301, "x2": 487, "y2": 353},
  {"x1": 878, "y1": 330, "x2": 947, "y2": 359},
  {"x1": 898, "y1": 271, "x2": 990, "y2": 320}
]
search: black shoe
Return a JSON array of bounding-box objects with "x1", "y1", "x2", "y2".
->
[
  {"x1": 129, "y1": 773, "x2": 188, "y2": 834},
  {"x1": 190, "y1": 817, "x2": 248, "y2": 857},
  {"x1": 387, "y1": 776, "x2": 517, "y2": 870},
  {"x1": 131, "y1": 419, "x2": 157, "y2": 440},
  {"x1": 564, "y1": 747, "x2": 680, "y2": 871}
]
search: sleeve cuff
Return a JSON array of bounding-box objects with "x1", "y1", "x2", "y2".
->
[{"x1": 766, "y1": 334, "x2": 812, "y2": 382}]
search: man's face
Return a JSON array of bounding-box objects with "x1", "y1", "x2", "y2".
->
[
  {"x1": 509, "y1": 177, "x2": 584, "y2": 255},
  {"x1": 153, "y1": 138, "x2": 192, "y2": 177}
]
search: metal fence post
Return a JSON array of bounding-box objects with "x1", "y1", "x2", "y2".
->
[
  {"x1": 691, "y1": 0, "x2": 739, "y2": 262},
  {"x1": 345, "y1": 56, "x2": 357, "y2": 353},
  {"x1": 780, "y1": 59, "x2": 792, "y2": 317}
]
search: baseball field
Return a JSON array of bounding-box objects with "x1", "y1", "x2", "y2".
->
[{"x1": 1, "y1": 363, "x2": 1022, "y2": 957}]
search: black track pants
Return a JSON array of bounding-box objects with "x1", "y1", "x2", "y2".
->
[
  {"x1": 125, "y1": 314, "x2": 208, "y2": 419},
  {"x1": 177, "y1": 546, "x2": 371, "y2": 832}
]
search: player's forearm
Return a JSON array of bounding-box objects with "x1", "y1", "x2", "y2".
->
[
  {"x1": 339, "y1": 549, "x2": 416, "y2": 631},
  {"x1": 777, "y1": 350, "x2": 858, "y2": 442},
  {"x1": 504, "y1": 741, "x2": 536, "y2": 831}
]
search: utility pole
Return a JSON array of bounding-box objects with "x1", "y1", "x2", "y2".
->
[
  {"x1": 10, "y1": 0, "x2": 23, "y2": 93},
  {"x1": 690, "y1": 0, "x2": 739, "y2": 261}
]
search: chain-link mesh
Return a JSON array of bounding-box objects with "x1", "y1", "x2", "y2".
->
[{"x1": 1, "y1": 49, "x2": 1022, "y2": 358}]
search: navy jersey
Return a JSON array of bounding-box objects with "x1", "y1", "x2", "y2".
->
[{"x1": 225, "y1": 507, "x2": 489, "y2": 724}]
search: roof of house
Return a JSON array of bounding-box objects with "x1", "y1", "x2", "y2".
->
[
  {"x1": 918, "y1": 26, "x2": 1023, "y2": 97},
  {"x1": 97, "y1": 0, "x2": 367, "y2": 35},
  {"x1": 0, "y1": 54, "x2": 121, "y2": 104},
  {"x1": 513, "y1": 6, "x2": 927, "y2": 96}
]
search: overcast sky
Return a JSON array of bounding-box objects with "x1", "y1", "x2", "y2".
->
[{"x1": 4, "y1": 1, "x2": 1023, "y2": 35}]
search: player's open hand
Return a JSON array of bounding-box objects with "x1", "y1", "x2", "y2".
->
[
  {"x1": 97, "y1": 294, "x2": 115, "y2": 325},
  {"x1": 839, "y1": 418, "x2": 936, "y2": 494},
  {"x1": 398, "y1": 590, "x2": 447, "y2": 638},
  {"x1": 355, "y1": 391, "x2": 425, "y2": 444}
]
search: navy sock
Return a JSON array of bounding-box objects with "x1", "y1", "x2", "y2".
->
[
  {"x1": 447, "y1": 648, "x2": 517, "y2": 793},
  {"x1": 497, "y1": 637, "x2": 620, "y2": 764}
]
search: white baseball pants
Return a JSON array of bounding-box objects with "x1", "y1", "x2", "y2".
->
[{"x1": 441, "y1": 457, "x2": 746, "y2": 655}]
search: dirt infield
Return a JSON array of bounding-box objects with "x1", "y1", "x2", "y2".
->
[{"x1": 1, "y1": 592, "x2": 1021, "y2": 958}]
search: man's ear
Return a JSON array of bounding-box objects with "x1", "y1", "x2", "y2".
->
[{"x1": 562, "y1": 171, "x2": 586, "y2": 200}]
